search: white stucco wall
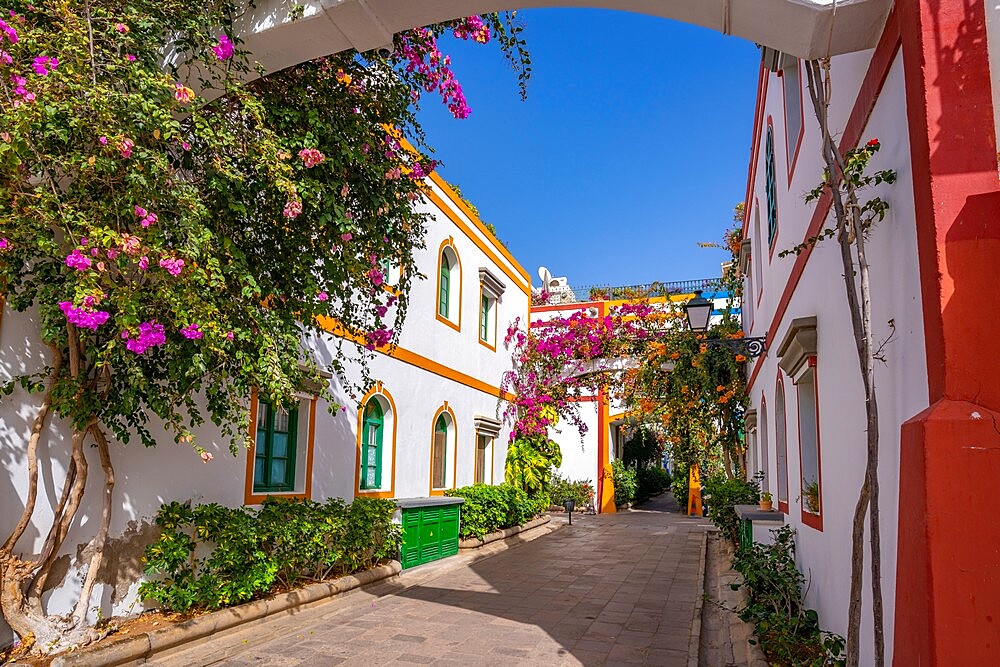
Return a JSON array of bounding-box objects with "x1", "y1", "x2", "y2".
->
[
  {"x1": 0, "y1": 177, "x2": 526, "y2": 644},
  {"x1": 744, "y1": 47, "x2": 927, "y2": 666}
]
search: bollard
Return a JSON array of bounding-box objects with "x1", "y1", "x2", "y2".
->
[{"x1": 562, "y1": 498, "x2": 575, "y2": 525}]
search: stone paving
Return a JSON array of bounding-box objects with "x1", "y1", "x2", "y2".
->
[{"x1": 152, "y1": 495, "x2": 713, "y2": 667}]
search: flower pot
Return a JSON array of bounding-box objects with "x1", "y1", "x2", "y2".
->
[{"x1": 759, "y1": 500, "x2": 773, "y2": 511}]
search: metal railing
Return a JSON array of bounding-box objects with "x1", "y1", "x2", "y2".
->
[{"x1": 569, "y1": 278, "x2": 723, "y2": 302}]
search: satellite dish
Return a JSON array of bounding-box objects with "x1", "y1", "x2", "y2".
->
[{"x1": 538, "y1": 266, "x2": 553, "y2": 289}]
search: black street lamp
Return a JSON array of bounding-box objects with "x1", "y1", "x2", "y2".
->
[
  {"x1": 682, "y1": 290, "x2": 768, "y2": 359},
  {"x1": 683, "y1": 290, "x2": 713, "y2": 333}
]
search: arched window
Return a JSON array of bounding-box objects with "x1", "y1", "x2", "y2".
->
[
  {"x1": 436, "y1": 241, "x2": 461, "y2": 330},
  {"x1": 439, "y1": 256, "x2": 451, "y2": 318},
  {"x1": 765, "y1": 123, "x2": 778, "y2": 248},
  {"x1": 432, "y1": 415, "x2": 448, "y2": 489},
  {"x1": 775, "y1": 375, "x2": 789, "y2": 509},
  {"x1": 753, "y1": 203, "x2": 763, "y2": 298},
  {"x1": 361, "y1": 399, "x2": 384, "y2": 490}
]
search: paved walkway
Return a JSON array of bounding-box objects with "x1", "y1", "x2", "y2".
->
[{"x1": 153, "y1": 496, "x2": 712, "y2": 667}]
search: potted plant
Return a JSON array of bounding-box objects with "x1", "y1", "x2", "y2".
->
[
  {"x1": 804, "y1": 481, "x2": 820, "y2": 514},
  {"x1": 759, "y1": 491, "x2": 773, "y2": 511}
]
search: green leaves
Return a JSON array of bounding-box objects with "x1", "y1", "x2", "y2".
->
[
  {"x1": 444, "y1": 483, "x2": 546, "y2": 539},
  {"x1": 139, "y1": 496, "x2": 401, "y2": 612}
]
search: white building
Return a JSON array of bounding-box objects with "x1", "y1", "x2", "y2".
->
[
  {"x1": 739, "y1": 5, "x2": 1000, "y2": 663},
  {"x1": 0, "y1": 171, "x2": 529, "y2": 641}
]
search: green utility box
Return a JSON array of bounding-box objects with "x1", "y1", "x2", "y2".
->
[
  {"x1": 396, "y1": 497, "x2": 464, "y2": 569},
  {"x1": 734, "y1": 504, "x2": 784, "y2": 551}
]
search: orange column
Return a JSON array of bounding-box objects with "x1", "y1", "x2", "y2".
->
[
  {"x1": 894, "y1": 0, "x2": 1000, "y2": 663},
  {"x1": 598, "y1": 387, "x2": 615, "y2": 514}
]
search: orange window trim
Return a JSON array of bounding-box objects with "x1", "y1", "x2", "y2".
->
[
  {"x1": 315, "y1": 316, "x2": 514, "y2": 402},
  {"x1": 423, "y1": 187, "x2": 530, "y2": 295},
  {"x1": 435, "y1": 237, "x2": 462, "y2": 333},
  {"x1": 243, "y1": 388, "x2": 317, "y2": 505},
  {"x1": 354, "y1": 382, "x2": 398, "y2": 499},
  {"x1": 797, "y1": 356, "x2": 824, "y2": 531},
  {"x1": 429, "y1": 402, "x2": 458, "y2": 496}
]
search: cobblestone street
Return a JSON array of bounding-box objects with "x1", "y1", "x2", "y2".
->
[{"x1": 152, "y1": 496, "x2": 713, "y2": 666}]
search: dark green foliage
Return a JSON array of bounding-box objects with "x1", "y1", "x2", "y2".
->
[
  {"x1": 671, "y1": 461, "x2": 690, "y2": 509},
  {"x1": 548, "y1": 473, "x2": 594, "y2": 509},
  {"x1": 611, "y1": 460, "x2": 637, "y2": 506},
  {"x1": 622, "y1": 428, "x2": 663, "y2": 469},
  {"x1": 138, "y1": 497, "x2": 400, "y2": 612},
  {"x1": 731, "y1": 526, "x2": 845, "y2": 665},
  {"x1": 703, "y1": 474, "x2": 760, "y2": 543},
  {"x1": 635, "y1": 466, "x2": 671, "y2": 502},
  {"x1": 445, "y1": 483, "x2": 547, "y2": 540}
]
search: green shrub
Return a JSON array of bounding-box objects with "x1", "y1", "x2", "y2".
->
[
  {"x1": 611, "y1": 460, "x2": 637, "y2": 506},
  {"x1": 635, "y1": 466, "x2": 671, "y2": 502},
  {"x1": 548, "y1": 473, "x2": 594, "y2": 509},
  {"x1": 732, "y1": 526, "x2": 845, "y2": 665},
  {"x1": 671, "y1": 462, "x2": 690, "y2": 509},
  {"x1": 622, "y1": 428, "x2": 663, "y2": 469},
  {"x1": 445, "y1": 483, "x2": 546, "y2": 540},
  {"x1": 703, "y1": 474, "x2": 760, "y2": 543},
  {"x1": 138, "y1": 496, "x2": 399, "y2": 612}
]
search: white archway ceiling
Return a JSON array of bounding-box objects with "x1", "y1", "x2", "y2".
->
[{"x1": 239, "y1": 0, "x2": 893, "y2": 76}]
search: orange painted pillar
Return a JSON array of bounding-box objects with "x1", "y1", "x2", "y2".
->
[
  {"x1": 687, "y1": 464, "x2": 702, "y2": 517},
  {"x1": 894, "y1": 0, "x2": 1000, "y2": 663},
  {"x1": 598, "y1": 386, "x2": 615, "y2": 514}
]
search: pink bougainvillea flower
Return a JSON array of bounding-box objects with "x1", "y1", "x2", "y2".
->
[
  {"x1": 384, "y1": 167, "x2": 401, "y2": 180},
  {"x1": 283, "y1": 198, "x2": 302, "y2": 219},
  {"x1": 317, "y1": 291, "x2": 328, "y2": 302},
  {"x1": 124, "y1": 321, "x2": 166, "y2": 354},
  {"x1": 180, "y1": 323, "x2": 203, "y2": 340},
  {"x1": 0, "y1": 238, "x2": 8, "y2": 251},
  {"x1": 174, "y1": 84, "x2": 195, "y2": 104},
  {"x1": 365, "y1": 327, "x2": 392, "y2": 350},
  {"x1": 452, "y1": 16, "x2": 490, "y2": 44},
  {"x1": 138, "y1": 255, "x2": 149, "y2": 270},
  {"x1": 181, "y1": 141, "x2": 191, "y2": 151},
  {"x1": 212, "y1": 33, "x2": 234, "y2": 60},
  {"x1": 90, "y1": 247, "x2": 99, "y2": 257},
  {"x1": 140, "y1": 212, "x2": 157, "y2": 227},
  {"x1": 121, "y1": 234, "x2": 140, "y2": 254},
  {"x1": 118, "y1": 138, "x2": 134, "y2": 158},
  {"x1": 367, "y1": 267, "x2": 384, "y2": 287},
  {"x1": 298, "y1": 148, "x2": 325, "y2": 168},
  {"x1": 115, "y1": 22, "x2": 128, "y2": 33},
  {"x1": 31, "y1": 55, "x2": 57, "y2": 76},
  {"x1": 200, "y1": 451, "x2": 214, "y2": 463},
  {"x1": 225, "y1": 330, "x2": 235, "y2": 341},
  {"x1": 0, "y1": 18, "x2": 19, "y2": 43},
  {"x1": 65, "y1": 249, "x2": 92, "y2": 271},
  {"x1": 158, "y1": 256, "x2": 184, "y2": 276},
  {"x1": 98, "y1": 135, "x2": 108, "y2": 145},
  {"x1": 340, "y1": 233, "x2": 352, "y2": 242},
  {"x1": 106, "y1": 248, "x2": 119, "y2": 259},
  {"x1": 340, "y1": 183, "x2": 350, "y2": 197},
  {"x1": 0, "y1": 50, "x2": 12, "y2": 65},
  {"x1": 59, "y1": 301, "x2": 110, "y2": 330},
  {"x1": 134, "y1": 205, "x2": 147, "y2": 218}
]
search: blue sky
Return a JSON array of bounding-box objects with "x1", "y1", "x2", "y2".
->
[{"x1": 414, "y1": 9, "x2": 761, "y2": 290}]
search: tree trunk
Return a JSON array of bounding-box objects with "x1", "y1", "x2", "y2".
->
[{"x1": 805, "y1": 58, "x2": 885, "y2": 666}]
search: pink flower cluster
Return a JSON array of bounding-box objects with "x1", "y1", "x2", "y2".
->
[
  {"x1": 284, "y1": 198, "x2": 302, "y2": 219},
  {"x1": 10, "y1": 74, "x2": 34, "y2": 104},
  {"x1": 365, "y1": 327, "x2": 392, "y2": 350},
  {"x1": 367, "y1": 266, "x2": 385, "y2": 286},
  {"x1": 158, "y1": 257, "x2": 184, "y2": 276},
  {"x1": 409, "y1": 161, "x2": 436, "y2": 180},
  {"x1": 123, "y1": 321, "x2": 166, "y2": 354},
  {"x1": 395, "y1": 28, "x2": 471, "y2": 119},
  {"x1": 0, "y1": 238, "x2": 8, "y2": 251},
  {"x1": 134, "y1": 205, "x2": 157, "y2": 228},
  {"x1": 298, "y1": 148, "x2": 325, "y2": 168},
  {"x1": 452, "y1": 17, "x2": 490, "y2": 44},
  {"x1": 59, "y1": 301, "x2": 110, "y2": 330},
  {"x1": 0, "y1": 18, "x2": 18, "y2": 44},
  {"x1": 180, "y1": 323, "x2": 203, "y2": 339},
  {"x1": 31, "y1": 55, "x2": 57, "y2": 76},
  {"x1": 118, "y1": 138, "x2": 134, "y2": 158},
  {"x1": 212, "y1": 34, "x2": 234, "y2": 61},
  {"x1": 65, "y1": 248, "x2": 91, "y2": 271}
]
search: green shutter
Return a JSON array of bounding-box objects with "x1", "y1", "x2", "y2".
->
[
  {"x1": 362, "y1": 400, "x2": 384, "y2": 490},
  {"x1": 480, "y1": 294, "x2": 489, "y2": 341},
  {"x1": 439, "y1": 258, "x2": 450, "y2": 318},
  {"x1": 253, "y1": 400, "x2": 298, "y2": 493}
]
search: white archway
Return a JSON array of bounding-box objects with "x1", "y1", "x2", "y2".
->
[{"x1": 238, "y1": 0, "x2": 892, "y2": 77}]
